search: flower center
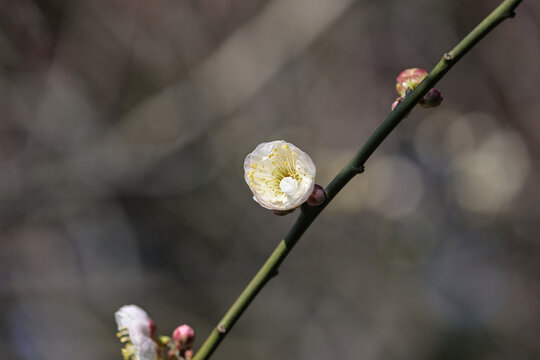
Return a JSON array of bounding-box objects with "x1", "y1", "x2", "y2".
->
[{"x1": 279, "y1": 176, "x2": 299, "y2": 197}]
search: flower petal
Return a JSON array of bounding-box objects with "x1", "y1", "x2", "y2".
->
[
  {"x1": 115, "y1": 305, "x2": 158, "y2": 360},
  {"x1": 244, "y1": 140, "x2": 316, "y2": 210}
]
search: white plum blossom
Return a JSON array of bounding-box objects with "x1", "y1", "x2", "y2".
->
[
  {"x1": 244, "y1": 140, "x2": 316, "y2": 210},
  {"x1": 115, "y1": 305, "x2": 158, "y2": 360}
]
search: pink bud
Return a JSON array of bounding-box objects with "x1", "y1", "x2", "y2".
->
[
  {"x1": 173, "y1": 324, "x2": 195, "y2": 351},
  {"x1": 307, "y1": 184, "x2": 326, "y2": 206},
  {"x1": 396, "y1": 68, "x2": 428, "y2": 97},
  {"x1": 419, "y1": 88, "x2": 443, "y2": 108},
  {"x1": 184, "y1": 349, "x2": 194, "y2": 360}
]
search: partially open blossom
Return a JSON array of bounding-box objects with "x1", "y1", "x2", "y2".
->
[
  {"x1": 244, "y1": 140, "x2": 316, "y2": 211},
  {"x1": 419, "y1": 88, "x2": 444, "y2": 108},
  {"x1": 396, "y1": 68, "x2": 428, "y2": 97},
  {"x1": 115, "y1": 305, "x2": 158, "y2": 360},
  {"x1": 173, "y1": 324, "x2": 195, "y2": 351}
]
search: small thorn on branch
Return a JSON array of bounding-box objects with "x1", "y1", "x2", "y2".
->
[{"x1": 217, "y1": 325, "x2": 227, "y2": 334}]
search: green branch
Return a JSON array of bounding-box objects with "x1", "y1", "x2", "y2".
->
[{"x1": 192, "y1": 0, "x2": 523, "y2": 358}]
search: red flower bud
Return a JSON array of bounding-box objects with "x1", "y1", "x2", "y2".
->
[
  {"x1": 307, "y1": 184, "x2": 326, "y2": 206},
  {"x1": 173, "y1": 324, "x2": 195, "y2": 351},
  {"x1": 419, "y1": 88, "x2": 444, "y2": 108},
  {"x1": 184, "y1": 349, "x2": 194, "y2": 360},
  {"x1": 396, "y1": 68, "x2": 428, "y2": 97}
]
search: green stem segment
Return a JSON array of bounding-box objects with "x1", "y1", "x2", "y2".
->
[{"x1": 193, "y1": 0, "x2": 522, "y2": 358}]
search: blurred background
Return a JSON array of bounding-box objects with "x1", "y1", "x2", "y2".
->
[{"x1": 1, "y1": 0, "x2": 540, "y2": 359}]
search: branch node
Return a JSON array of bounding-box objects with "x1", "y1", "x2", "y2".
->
[
  {"x1": 443, "y1": 53, "x2": 453, "y2": 63},
  {"x1": 217, "y1": 325, "x2": 227, "y2": 334},
  {"x1": 352, "y1": 165, "x2": 365, "y2": 174}
]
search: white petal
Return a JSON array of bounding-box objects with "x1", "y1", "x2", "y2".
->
[
  {"x1": 115, "y1": 305, "x2": 158, "y2": 360},
  {"x1": 244, "y1": 140, "x2": 316, "y2": 210},
  {"x1": 137, "y1": 338, "x2": 159, "y2": 360},
  {"x1": 115, "y1": 305, "x2": 151, "y2": 331}
]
